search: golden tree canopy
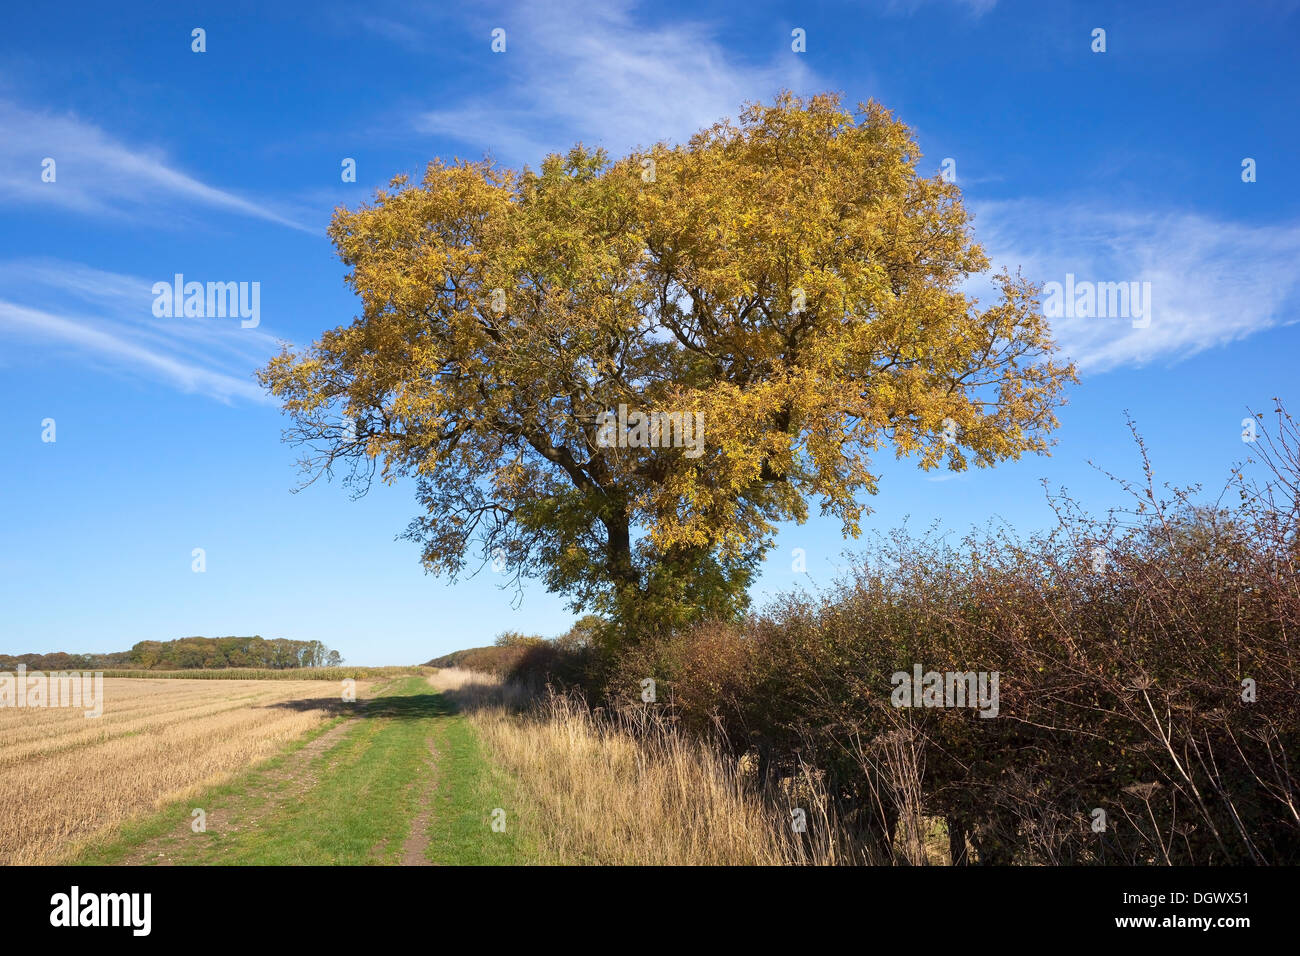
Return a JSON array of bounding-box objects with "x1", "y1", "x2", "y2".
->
[{"x1": 260, "y1": 92, "x2": 1074, "y2": 631}]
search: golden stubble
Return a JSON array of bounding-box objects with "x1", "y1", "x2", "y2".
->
[{"x1": 0, "y1": 677, "x2": 369, "y2": 865}]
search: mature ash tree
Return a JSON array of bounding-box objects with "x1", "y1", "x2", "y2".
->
[{"x1": 259, "y1": 92, "x2": 1075, "y2": 639}]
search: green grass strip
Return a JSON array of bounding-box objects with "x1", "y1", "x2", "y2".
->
[
  {"x1": 425, "y1": 708, "x2": 540, "y2": 865},
  {"x1": 71, "y1": 675, "x2": 538, "y2": 866}
]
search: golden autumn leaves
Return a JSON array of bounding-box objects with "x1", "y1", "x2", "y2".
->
[{"x1": 259, "y1": 91, "x2": 1075, "y2": 630}]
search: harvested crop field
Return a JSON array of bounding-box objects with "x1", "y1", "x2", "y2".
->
[{"x1": 0, "y1": 677, "x2": 375, "y2": 865}]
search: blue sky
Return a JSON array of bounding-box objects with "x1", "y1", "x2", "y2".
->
[{"x1": 1, "y1": 0, "x2": 1297, "y2": 664}]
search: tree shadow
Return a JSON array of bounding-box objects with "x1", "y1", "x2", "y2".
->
[{"x1": 265, "y1": 692, "x2": 455, "y2": 720}]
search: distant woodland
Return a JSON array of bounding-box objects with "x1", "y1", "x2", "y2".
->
[{"x1": 0, "y1": 636, "x2": 342, "y2": 671}]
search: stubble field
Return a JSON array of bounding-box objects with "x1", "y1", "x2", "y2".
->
[{"x1": 0, "y1": 677, "x2": 366, "y2": 864}]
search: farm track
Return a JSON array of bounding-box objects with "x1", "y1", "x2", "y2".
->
[
  {"x1": 399, "y1": 737, "x2": 441, "y2": 866},
  {"x1": 115, "y1": 715, "x2": 364, "y2": 865},
  {"x1": 63, "y1": 675, "x2": 528, "y2": 866}
]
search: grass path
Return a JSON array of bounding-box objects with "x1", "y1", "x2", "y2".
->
[{"x1": 72, "y1": 676, "x2": 536, "y2": 866}]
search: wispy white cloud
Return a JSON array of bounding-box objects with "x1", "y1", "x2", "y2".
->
[
  {"x1": 0, "y1": 300, "x2": 267, "y2": 403},
  {"x1": 0, "y1": 100, "x2": 317, "y2": 233},
  {"x1": 415, "y1": 0, "x2": 820, "y2": 161},
  {"x1": 970, "y1": 200, "x2": 1300, "y2": 372},
  {"x1": 0, "y1": 259, "x2": 284, "y2": 403}
]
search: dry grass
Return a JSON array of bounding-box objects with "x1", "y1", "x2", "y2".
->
[
  {"x1": 0, "y1": 677, "x2": 374, "y2": 864},
  {"x1": 429, "y1": 667, "x2": 849, "y2": 865}
]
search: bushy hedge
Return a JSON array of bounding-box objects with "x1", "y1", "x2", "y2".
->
[
  {"x1": 565, "y1": 409, "x2": 1300, "y2": 865},
  {"x1": 428, "y1": 620, "x2": 600, "y2": 688}
]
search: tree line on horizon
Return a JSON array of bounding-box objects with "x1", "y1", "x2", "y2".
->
[{"x1": 1, "y1": 636, "x2": 343, "y2": 672}]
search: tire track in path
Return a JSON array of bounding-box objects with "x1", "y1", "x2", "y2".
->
[
  {"x1": 118, "y1": 713, "x2": 363, "y2": 865},
  {"x1": 399, "y1": 737, "x2": 441, "y2": 866}
]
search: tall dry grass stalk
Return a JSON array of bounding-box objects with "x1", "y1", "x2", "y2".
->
[{"x1": 429, "y1": 667, "x2": 858, "y2": 865}]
